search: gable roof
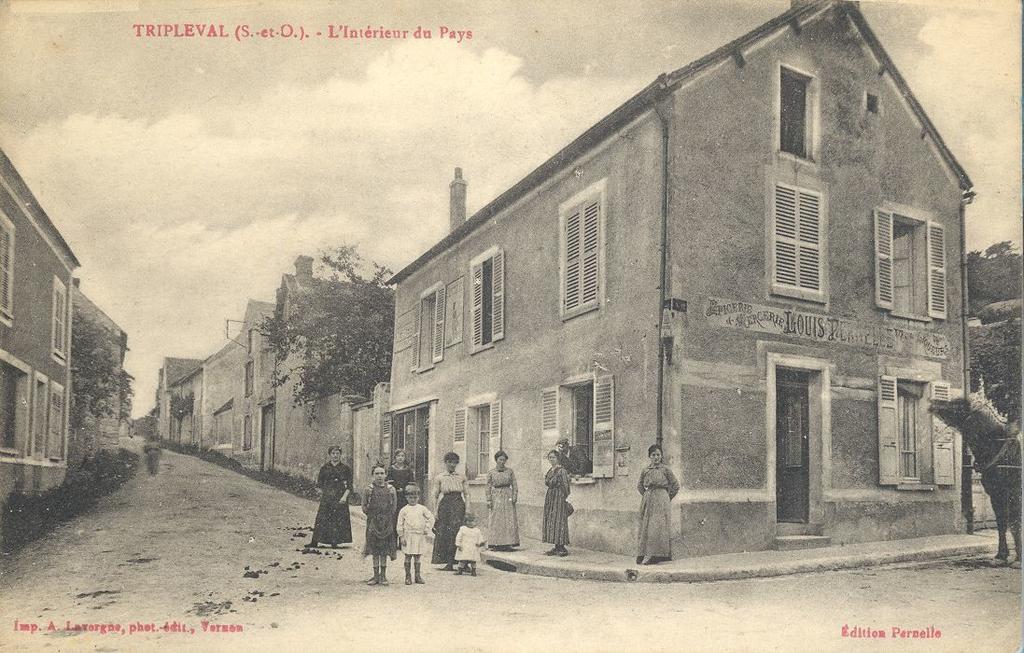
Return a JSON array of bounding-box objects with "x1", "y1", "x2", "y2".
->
[
  {"x1": 389, "y1": 0, "x2": 971, "y2": 285},
  {"x1": 163, "y1": 357, "x2": 203, "y2": 386}
]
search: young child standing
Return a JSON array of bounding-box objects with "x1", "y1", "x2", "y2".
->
[
  {"x1": 454, "y1": 513, "x2": 487, "y2": 576},
  {"x1": 396, "y1": 484, "x2": 434, "y2": 585},
  {"x1": 362, "y1": 463, "x2": 397, "y2": 586}
]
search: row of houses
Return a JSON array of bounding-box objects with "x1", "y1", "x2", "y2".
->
[
  {"x1": 160, "y1": 0, "x2": 977, "y2": 557},
  {"x1": 0, "y1": 148, "x2": 131, "y2": 507}
]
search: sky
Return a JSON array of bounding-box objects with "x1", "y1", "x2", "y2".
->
[{"x1": 0, "y1": 0, "x2": 1019, "y2": 417}]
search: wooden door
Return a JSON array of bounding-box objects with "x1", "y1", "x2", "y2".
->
[{"x1": 776, "y1": 369, "x2": 810, "y2": 523}]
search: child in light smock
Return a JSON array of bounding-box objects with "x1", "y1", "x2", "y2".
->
[
  {"x1": 396, "y1": 484, "x2": 434, "y2": 585},
  {"x1": 454, "y1": 513, "x2": 487, "y2": 576}
]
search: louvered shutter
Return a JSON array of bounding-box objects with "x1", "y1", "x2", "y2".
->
[
  {"x1": 592, "y1": 375, "x2": 615, "y2": 478},
  {"x1": 874, "y1": 209, "x2": 894, "y2": 310},
  {"x1": 563, "y1": 207, "x2": 582, "y2": 311},
  {"x1": 797, "y1": 189, "x2": 821, "y2": 291},
  {"x1": 773, "y1": 185, "x2": 798, "y2": 288},
  {"x1": 877, "y1": 376, "x2": 899, "y2": 485},
  {"x1": 773, "y1": 184, "x2": 822, "y2": 293},
  {"x1": 52, "y1": 284, "x2": 66, "y2": 354},
  {"x1": 432, "y1": 286, "x2": 446, "y2": 363},
  {"x1": 931, "y1": 409, "x2": 956, "y2": 486},
  {"x1": 930, "y1": 381, "x2": 951, "y2": 403},
  {"x1": 381, "y1": 411, "x2": 393, "y2": 460},
  {"x1": 410, "y1": 306, "x2": 420, "y2": 371},
  {"x1": 471, "y1": 262, "x2": 484, "y2": 348},
  {"x1": 491, "y1": 251, "x2": 505, "y2": 342},
  {"x1": 489, "y1": 400, "x2": 502, "y2": 466},
  {"x1": 0, "y1": 226, "x2": 11, "y2": 316},
  {"x1": 581, "y1": 201, "x2": 600, "y2": 306},
  {"x1": 453, "y1": 407, "x2": 467, "y2": 475},
  {"x1": 48, "y1": 389, "x2": 64, "y2": 459},
  {"x1": 926, "y1": 222, "x2": 947, "y2": 319},
  {"x1": 541, "y1": 387, "x2": 559, "y2": 472}
]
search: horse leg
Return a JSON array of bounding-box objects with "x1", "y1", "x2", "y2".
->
[{"x1": 990, "y1": 489, "x2": 1009, "y2": 561}]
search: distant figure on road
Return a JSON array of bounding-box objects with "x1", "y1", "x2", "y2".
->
[
  {"x1": 143, "y1": 438, "x2": 161, "y2": 475},
  {"x1": 363, "y1": 463, "x2": 397, "y2": 586},
  {"x1": 542, "y1": 450, "x2": 571, "y2": 557},
  {"x1": 396, "y1": 484, "x2": 433, "y2": 585},
  {"x1": 485, "y1": 450, "x2": 519, "y2": 551},
  {"x1": 307, "y1": 446, "x2": 352, "y2": 549},
  {"x1": 386, "y1": 449, "x2": 415, "y2": 545},
  {"x1": 636, "y1": 444, "x2": 679, "y2": 565},
  {"x1": 431, "y1": 451, "x2": 467, "y2": 571}
]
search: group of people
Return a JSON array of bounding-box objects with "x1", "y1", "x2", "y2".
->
[{"x1": 306, "y1": 438, "x2": 681, "y2": 586}]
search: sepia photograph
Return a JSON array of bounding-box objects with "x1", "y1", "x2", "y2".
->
[{"x1": 0, "y1": 0, "x2": 1020, "y2": 651}]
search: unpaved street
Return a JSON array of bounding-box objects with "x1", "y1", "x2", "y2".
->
[{"x1": 0, "y1": 447, "x2": 1019, "y2": 653}]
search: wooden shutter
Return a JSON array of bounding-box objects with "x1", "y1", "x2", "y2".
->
[
  {"x1": 930, "y1": 381, "x2": 951, "y2": 403},
  {"x1": 564, "y1": 206, "x2": 582, "y2": 311},
  {"x1": 541, "y1": 387, "x2": 559, "y2": 472},
  {"x1": 48, "y1": 386, "x2": 63, "y2": 459},
  {"x1": 797, "y1": 189, "x2": 821, "y2": 291},
  {"x1": 471, "y1": 262, "x2": 484, "y2": 347},
  {"x1": 874, "y1": 209, "x2": 894, "y2": 310},
  {"x1": 52, "y1": 282, "x2": 66, "y2": 354},
  {"x1": 932, "y1": 412, "x2": 956, "y2": 486},
  {"x1": 926, "y1": 221, "x2": 947, "y2": 319},
  {"x1": 431, "y1": 286, "x2": 446, "y2": 363},
  {"x1": 877, "y1": 375, "x2": 899, "y2": 485},
  {"x1": 592, "y1": 375, "x2": 615, "y2": 478},
  {"x1": 581, "y1": 201, "x2": 600, "y2": 306},
  {"x1": 773, "y1": 184, "x2": 799, "y2": 288},
  {"x1": 489, "y1": 400, "x2": 502, "y2": 461},
  {"x1": 0, "y1": 225, "x2": 11, "y2": 316},
  {"x1": 410, "y1": 304, "x2": 421, "y2": 371},
  {"x1": 453, "y1": 407, "x2": 467, "y2": 475},
  {"x1": 491, "y1": 251, "x2": 505, "y2": 342}
]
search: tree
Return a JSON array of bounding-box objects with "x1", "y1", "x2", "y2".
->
[
  {"x1": 971, "y1": 320, "x2": 1021, "y2": 422},
  {"x1": 69, "y1": 312, "x2": 134, "y2": 431},
  {"x1": 263, "y1": 246, "x2": 395, "y2": 406},
  {"x1": 967, "y1": 241, "x2": 1022, "y2": 316}
]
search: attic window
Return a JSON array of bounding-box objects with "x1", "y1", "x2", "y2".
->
[
  {"x1": 779, "y1": 66, "x2": 815, "y2": 159},
  {"x1": 866, "y1": 93, "x2": 880, "y2": 114}
]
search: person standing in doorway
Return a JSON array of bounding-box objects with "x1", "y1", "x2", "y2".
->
[
  {"x1": 636, "y1": 444, "x2": 679, "y2": 565},
  {"x1": 431, "y1": 452, "x2": 467, "y2": 571}
]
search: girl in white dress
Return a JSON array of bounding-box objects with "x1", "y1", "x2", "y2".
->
[
  {"x1": 454, "y1": 513, "x2": 487, "y2": 576},
  {"x1": 396, "y1": 485, "x2": 434, "y2": 585}
]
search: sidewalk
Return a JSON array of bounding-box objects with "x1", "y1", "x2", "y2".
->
[{"x1": 479, "y1": 532, "x2": 998, "y2": 583}]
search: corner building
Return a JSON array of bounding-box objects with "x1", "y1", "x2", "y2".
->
[{"x1": 386, "y1": 0, "x2": 972, "y2": 556}]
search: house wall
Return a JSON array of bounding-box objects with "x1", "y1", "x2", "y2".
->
[
  {"x1": 272, "y1": 387, "x2": 355, "y2": 481},
  {"x1": 0, "y1": 167, "x2": 75, "y2": 500},
  {"x1": 200, "y1": 343, "x2": 245, "y2": 450},
  {"x1": 389, "y1": 113, "x2": 665, "y2": 554},
  {"x1": 663, "y1": 7, "x2": 965, "y2": 556}
]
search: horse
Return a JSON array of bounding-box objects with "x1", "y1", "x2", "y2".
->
[{"x1": 931, "y1": 397, "x2": 1021, "y2": 567}]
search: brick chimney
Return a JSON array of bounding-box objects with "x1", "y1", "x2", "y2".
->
[
  {"x1": 449, "y1": 167, "x2": 467, "y2": 232},
  {"x1": 294, "y1": 255, "x2": 314, "y2": 279}
]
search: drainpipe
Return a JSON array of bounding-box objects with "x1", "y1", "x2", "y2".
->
[
  {"x1": 959, "y1": 188, "x2": 976, "y2": 533},
  {"x1": 653, "y1": 74, "x2": 671, "y2": 447}
]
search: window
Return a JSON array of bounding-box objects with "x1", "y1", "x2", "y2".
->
[
  {"x1": 242, "y1": 360, "x2": 252, "y2": 397},
  {"x1": 877, "y1": 376, "x2": 955, "y2": 486},
  {"x1": 247, "y1": 328, "x2": 255, "y2": 354},
  {"x1": 866, "y1": 93, "x2": 880, "y2": 115},
  {"x1": 540, "y1": 375, "x2": 614, "y2": 478},
  {"x1": 471, "y1": 249, "x2": 504, "y2": 351},
  {"x1": 411, "y1": 285, "x2": 445, "y2": 370},
  {"x1": 243, "y1": 414, "x2": 252, "y2": 451},
  {"x1": 0, "y1": 215, "x2": 13, "y2": 322},
  {"x1": 561, "y1": 195, "x2": 602, "y2": 318},
  {"x1": 0, "y1": 360, "x2": 28, "y2": 452},
  {"x1": 48, "y1": 382, "x2": 64, "y2": 460},
  {"x1": 455, "y1": 400, "x2": 501, "y2": 480},
  {"x1": 770, "y1": 183, "x2": 824, "y2": 301},
  {"x1": 779, "y1": 67, "x2": 815, "y2": 159},
  {"x1": 51, "y1": 278, "x2": 68, "y2": 361},
  {"x1": 874, "y1": 210, "x2": 946, "y2": 319}
]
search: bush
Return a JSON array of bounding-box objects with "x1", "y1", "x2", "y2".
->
[
  {"x1": 2, "y1": 448, "x2": 139, "y2": 553},
  {"x1": 158, "y1": 440, "x2": 350, "y2": 503}
]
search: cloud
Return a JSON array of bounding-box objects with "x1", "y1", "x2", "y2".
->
[{"x1": 0, "y1": 38, "x2": 643, "y2": 414}]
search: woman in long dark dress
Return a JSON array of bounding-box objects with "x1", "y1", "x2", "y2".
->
[
  {"x1": 386, "y1": 449, "x2": 415, "y2": 545},
  {"x1": 308, "y1": 446, "x2": 352, "y2": 548},
  {"x1": 542, "y1": 450, "x2": 571, "y2": 556},
  {"x1": 636, "y1": 444, "x2": 679, "y2": 565},
  {"x1": 431, "y1": 451, "x2": 467, "y2": 571}
]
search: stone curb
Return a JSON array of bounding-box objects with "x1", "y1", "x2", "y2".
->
[{"x1": 481, "y1": 539, "x2": 996, "y2": 583}]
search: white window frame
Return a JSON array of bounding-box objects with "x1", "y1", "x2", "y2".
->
[
  {"x1": 542, "y1": 372, "x2": 614, "y2": 479},
  {"x1": 768, "y1": 181, "x2": 828, "y2": 304},
  {"x1": 0, "y1": 211, "x2": 14, "y2": 327},
  {"x1": 51, "y1": 276, "x2": 68, "y2": 364},
  {"x1": 874, "y1": 202, "x2": 945, "y2": 322},
  {"x1": 0, "y1": 349, "x2": 31, "y2": 457},
  {"x1": 469, "y1": 246, "x2": 505, "y2": 354},
  {"x1": 558, "y1": 178, "x2": 607, "y2": 321},
  {"x1": 774, "y1": 62, "x2": 820, "y2": 164},
  {"x1": 412, "y1": 282, "x2": 445, "y2": 371}
]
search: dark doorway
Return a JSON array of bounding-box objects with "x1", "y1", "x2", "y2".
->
[
  {"x1": 260, "y1": 403, "x2": 275, "y2": 471},
  {"x1": 776, "y1": 369, "x2": 810, "y2": 523},
  {"x1": 394, "y1": 405, "x2": 431, "y2": 497}
]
